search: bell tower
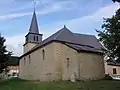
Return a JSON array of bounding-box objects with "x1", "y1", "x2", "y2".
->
[{"x1": 23, "y1": 9, "x2": 42, "y2": 53}]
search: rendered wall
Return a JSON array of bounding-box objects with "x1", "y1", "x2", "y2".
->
[
  {"x1": 53, "y1": 42, "x2": 79, "y2": 80},
  {"x1": 20, "y1": 42, "x2": 59, "y2": 81},
  {"x1": 105, "y1": 62, "x2": 120, "y2": 76},
  {"x1": 79, "y1": 52, "x2": 105, "y2": 80},
  {"x1": 23, "y1": 43, "x2": 37, "y2": 53},
  {"x1": 20, "y1": 42, "x2": 105, "y2": 81}
]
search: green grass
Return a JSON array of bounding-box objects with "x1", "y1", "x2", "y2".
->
[{"x1": 0, "y1": 78, "x2": 120, "y2": 90}]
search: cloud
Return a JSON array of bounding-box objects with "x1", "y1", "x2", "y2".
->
[
  {"x1": 5, "y1": 3, "x2": 119, "y2": 56},
  {"x1": 48, "y1": 3, "x2": 119, "y2": 34},
  {"x1": 68, "y1": 3, "x2": 119, "y2": 33},
  {"x1": 0, "y1": 0, "x2": 75, "y2": 20},
  {"x1": 5, "y1": 34, "x2": 25, "y2": 56},
  {"x1": 0, "y1": 13, "x2": 31, "y2": 20}
]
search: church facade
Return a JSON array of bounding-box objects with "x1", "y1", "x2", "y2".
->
[{"x1": 19, "y1": 11, "x2": 105, "y2": 81}]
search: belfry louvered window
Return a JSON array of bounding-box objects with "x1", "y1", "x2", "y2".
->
[
  {"x1": 36, "y1": 36, "x2": 38, "y2": 41},
  {"x1": 34, "y1": 36, "x2": 35, "y2": 41},
  {"x1": 34, "y1": 36, "x2": 38, "y2": 41}
]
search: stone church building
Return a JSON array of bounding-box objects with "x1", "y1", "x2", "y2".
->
[{"x1": 19, "y1": 11, "x2": 105, "y2": 81}]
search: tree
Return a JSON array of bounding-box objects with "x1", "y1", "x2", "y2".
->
[
  {"x1": 112, "y1": 0, "x2": 120, "y2": 3},
  {"x1": 97, "y1": 8, "x2": 120, "y2": 61},
  {"x1": 0, "y1": 35, "x2": 12, "y2": 74}
]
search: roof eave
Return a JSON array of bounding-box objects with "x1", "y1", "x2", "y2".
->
[{"x1": 20, "y1": 40, "x2": 103, "y2": 59}]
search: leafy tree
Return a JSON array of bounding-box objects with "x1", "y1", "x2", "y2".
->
[
  {"x1": 0, "y1": 34, "x2": 12, "y2": 74},
  {"x1": 97, "y1": 8, "x2": 120, "y2": 61},
  {"x1": 112, "y1": 0, "x2": 120, "y2": 3}
]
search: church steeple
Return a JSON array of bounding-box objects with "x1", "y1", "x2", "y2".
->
[
  {"x1": 29, "y1": 10, "x2": 39, "y2": 33},
  {"x1": 25, "y1": 10, "x2": 43, "y2": 43},
  {"x1": 23, "y1": 1, "x2": 43, "y2": 53},
  {"x1": 24, "y1": 10, "x2": 43, "y2": 51}
]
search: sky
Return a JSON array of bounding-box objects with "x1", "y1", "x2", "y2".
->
[{"x1": 0, "y1": 0, "x2": 119, "y2": 56}]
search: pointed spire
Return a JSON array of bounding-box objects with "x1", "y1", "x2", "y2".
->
[
  {"x1": 29, "y1": 0, "x2": 39, "y2": 34},
  {"x1": 29, "y1": 10, "x2": 39, "y2": 33}
]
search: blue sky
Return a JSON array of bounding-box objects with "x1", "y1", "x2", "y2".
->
[{"x1": 0, "y1": 0, "x2": 119, "y2": 56}]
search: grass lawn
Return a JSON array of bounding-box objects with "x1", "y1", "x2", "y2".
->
[{"x1": 0, "y1": 78, "x2": 120, "y2": 90}]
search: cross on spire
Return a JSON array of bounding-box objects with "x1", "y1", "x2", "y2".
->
[
  {"x1": 34, "y1": 0, "x2": 36, "y2": 11},
  {"x1": 28, "y1": 0, "x2": 39, "y2": 33}
]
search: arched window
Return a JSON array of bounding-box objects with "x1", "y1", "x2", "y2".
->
[
  {"x1": 66, "y1": 58, "x2": 70, "y2": 68},
  {"x1": 29, "y1": 55, "x2": 31, "y2": 64},
  {"x1": 34, "y1": 36, "x2": 38, "y2": 41},
  {"x1": 42, "y1": 49, "x2": 45, "y2": 60},
  {"x1": 34, "y1": 36, "x2": 35, "y2": 41},
  {"x1": 36, "y1": 36, "x2": 38, "y2": 41}
]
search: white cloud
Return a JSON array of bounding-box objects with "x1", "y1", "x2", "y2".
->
[
  {"x1": 0, "y1": 0, "x2": 75, "y2": 20},
  {"x1": 0, "y1": 13, "x2": 31, "y2": 20},
  {"x1": 69, "y1": 3, "x2": 119, "y2": 33},
  {"x1": 5, "y1": 34, "x2": 25, "y2": 56},
  {"x1": 90, "y1": 3, "x2": 119, "y2": 19},
  {"x1": 50, "y1": 3, "x2": 119, "y2": 34},
  {"x1": 5, "y1": 3, "x2": 120, "y2": 56}
]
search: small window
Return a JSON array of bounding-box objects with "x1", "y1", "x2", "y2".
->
[
  {"x1": 113, "y1": 68, "x2": 117, "y2": 74},
  {"x1": 66, "y1": 58, "x2": 70, "y2": 68},
  {"x1": 42, "y1": 49, "x2": 45, "y2": 60},
  {"x1": 34, "y1": 36, "x2": 36, "y2": 41},
  {"x1": 29, "y1": 55, "x2": 31, "y2": 64},
  {"x1": 24, "y1": 57, "x2": 26, "y2": 65},
  {"x1": 36, "y1": 36, "x2": 38, "y2": 41}
]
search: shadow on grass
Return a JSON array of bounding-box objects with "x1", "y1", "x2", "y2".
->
[
  {"x1": 0, "y1": 78, "x2": 120, "y2": 90},
  {"x1": 0, "y1": 77, "x2": 27, "y2": 86}
]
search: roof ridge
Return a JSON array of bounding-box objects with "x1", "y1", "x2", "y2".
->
[
  {"x1": 74, "y1": 33, "x2": 95, "y2": 36},
  {"x1": 53, "y1": 26, "x2": 74, "y2": 40},
  {"x1": 53, "y1": 29, "x2": 63, "y2": 40},
  {"x1": 53, "y1": 27, "x2": 69, "y2": 40}
]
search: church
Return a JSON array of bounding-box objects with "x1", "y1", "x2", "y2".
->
[{"x1": 19, "y1": 10, "x2": 105, "y2": 81}]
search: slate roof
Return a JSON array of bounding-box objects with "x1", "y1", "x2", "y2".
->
[
  {"x1": 20, "y1": 26, "x2": 103, "y2": 58},
  {"x1": 29, "y1": 11, "x2": 39, "y2": 33}
]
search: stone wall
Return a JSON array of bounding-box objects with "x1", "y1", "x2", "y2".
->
[{"x1": 20, "y1": 42, "x2": 105, "y2": 81}]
